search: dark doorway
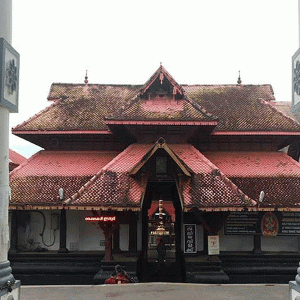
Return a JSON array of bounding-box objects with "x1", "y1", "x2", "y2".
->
[{"x1": 138, "y1": 180, "x2": 185, "y2": 282}]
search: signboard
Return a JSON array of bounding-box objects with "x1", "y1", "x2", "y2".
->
[
  {"x1": 85, "y1": 215, "x2": 116, "y2": 222},
  {"x1": 225, "y1": 212, "x2": 258, "y2": 235},
  {"x1": 208, "y1": 235, "x2": 220, "y2": 255},
  {"x1": 184, "y1": 224, "x2": 196, "y2": 253},
  {"x1": 225, "y1": 212, "x2": 300, "y2": 236},
  {"x1": 0, "y1": 38, "x2": 19, "y2": 113},
  {"x1": 279, "y1": 212, "x2": 300, "y2": 235}
]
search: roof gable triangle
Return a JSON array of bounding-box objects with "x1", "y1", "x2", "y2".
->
[
  {"x1": 139, "y1": 64, "x2": 184, "y2": 97},
  {"x1": 129, "y1": 138, "x2": 192, "y2": 176}
]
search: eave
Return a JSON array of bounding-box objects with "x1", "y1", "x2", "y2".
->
[
  {"x1": 184, "y1": 206, "x2": 300, "y2": 212},
  {"x1": 211, "y1": 131, "x2": 300, "y2": 136},
  {"x1": 11, "y1": 204, "x2": 300, "y2": 212},
  {"x1": 105, "y1": 120, "x2": 218, "y2": 126},
  {"x1": 9, "y1": 204, "x2": 141, "y2": 211},
  {"x1": 12, "y1": 130, "x2": 112, "y2": 135}
]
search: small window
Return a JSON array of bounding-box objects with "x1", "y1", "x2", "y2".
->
[{"x1": 156, "y1": 157, "x2": 167, "y2": 173}]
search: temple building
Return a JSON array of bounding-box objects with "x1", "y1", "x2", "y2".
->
[{"x1": 8, "y1": 65, "x2": 300, "y2": 284}]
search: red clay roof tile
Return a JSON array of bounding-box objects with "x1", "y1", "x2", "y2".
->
[
  {"x1": 67, "y1": 142, "x2": 255, "y2": 210},
  {"x1": 12, "y1": 83, "x2": 300, "y2": 134},
  {"x1": 9, "y1": 151, "x2": 120, "y2": 206},
  {"x1": 205, "y1": 151, "x2": 300, "y2": 208},
  {"x1": 9, "y1": 149, "x2": 26, "y2": 165}
]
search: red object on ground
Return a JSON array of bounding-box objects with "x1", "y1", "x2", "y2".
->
[{"x1": 105, "y1": 276, "x2": 117, "y2": 284}]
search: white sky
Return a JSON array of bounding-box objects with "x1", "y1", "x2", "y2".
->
[{"x1": 9, "y1": 0, "x2": 299, "y2": 158}]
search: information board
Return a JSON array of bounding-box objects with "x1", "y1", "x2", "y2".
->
[
  {"x1": 225, "y1": 212, "x2": 258, "y2": 235},
  {"x1": 279, "y1": 212, "x2": 300, "y2": 235},
  {"x1": 184, "y1": 224, "x2": 197, "y2": 253}
]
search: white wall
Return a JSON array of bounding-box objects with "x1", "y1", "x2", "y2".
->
[
  {"x1": 17, "y1": 210, "x2": 106, "y2": 251},
  {"x1": 261, "y1": 235, "x2": 299, "y2": 252},
  {"x1": 75, "y1": 211, "x2": 105, "y2": 251},
  {"x1": 219, "y1": 228, "x2": 253, "y2": 251},
  {"x1": 17, "y1": 210, "x2": 60, "y2": 251}
]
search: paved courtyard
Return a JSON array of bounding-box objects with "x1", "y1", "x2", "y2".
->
[{"x1": 20, "y1": 283, "x2": 289, "y2": 300}]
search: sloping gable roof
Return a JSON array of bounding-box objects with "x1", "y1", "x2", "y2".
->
[
  {"x1": 105, "y1": 96, "x2": 218, "y2": 124},
  {"x1": 184, "y1": 85, "x2": 300, "y2": 132},
  {"x1": 12, "y1": 68, "x2": 300, "y2": 134},
  {"x1": 206, "y1": 151, "x2": 300, "y2": 209},
  {"x1": 65, "y1": 141, "x2": 255, "y2": 210},
  {"x1": 9, "y1": 151, "x2": 120, "y2": 207}
]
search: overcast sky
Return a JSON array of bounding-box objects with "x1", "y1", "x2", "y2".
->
[{"x1": 10, "y1": 0, "x2": 299, "y2": 158}]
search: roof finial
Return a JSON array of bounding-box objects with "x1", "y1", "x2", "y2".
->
[
  {"x1": 84, "y1": 70, "x2": 88, "y2": 84},
  {"x1": 237, "y1": 70, "x2": 242, "y2": 84}
]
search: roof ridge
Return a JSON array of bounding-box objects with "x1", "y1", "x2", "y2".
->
[
  {"x1": 260, "y1": 98, "x2": 300, "y2": 128},
  {"x1": 184, "y1": 95, "x2": 218, "y2": 120}
]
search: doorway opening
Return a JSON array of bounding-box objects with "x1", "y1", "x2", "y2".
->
[{"x1": 138, "y1": 180, "x2": 185, "y2": 282}]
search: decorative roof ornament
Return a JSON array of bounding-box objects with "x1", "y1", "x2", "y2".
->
[
  {"x1": 84, "y1": 70, "x2": 88, "y2": 84},
  {"x1": 237, "y1": 70, "x2": 242, "y2": 85},
  {"x1": 159, "y1": 62, "x2": 164, "y2": 84}
]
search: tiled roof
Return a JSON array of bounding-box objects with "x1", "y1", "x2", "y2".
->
[
  {"x1": 9, "y1": 151, "x2": 119, "y2": 206},
  {"x1": 67, "y1": 143, "x2": 255, "y2": 210},
  {"x1": 9, "y1": 149, "x2": 27, "y2": 172},
  {"x1": 66, "y1": 144, "x2": 150, "y2": 208},
  {"x1": 184, "y1": 85, "x2": 300, "y2": 132},
  {"x1": 12, "y1": 82, "x2": 300, "y2": 134},
  {"x1": 169, "y1": 144, "x2": 256, "y2": 209},
  {"x1": 13, "y1": 84, "x2": 140, "y2": 132},
  {"x1": 106, "y1": 97, "x2": 217, "y2": 123},
  {"x1": 275, "y1": 101, "x2": 300, "y2": 123},
  {"x1": 205, "y1": 151, "x2": 300, "y2": 208},
  {"x1": 9, "y1": 149, "x2": 26, "y2": 165}
]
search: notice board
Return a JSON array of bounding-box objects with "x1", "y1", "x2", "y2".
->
[{"x1": 184, "y1": 224, "x2": 197, "y2": 253}]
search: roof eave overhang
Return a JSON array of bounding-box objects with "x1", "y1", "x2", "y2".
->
[
  {"x1": 184, "y1": 206, "x2": 300, "y2": 212},
  {"x1": 9, "y1": 204, "x2": 141, "y2": 211},
  {"x1": 10, "y1": 204, "x2": 300, "y2": 212},
  {"x1": 12, "y1": 130, "x2": 112, "y2": 135},
  {"x1": 105, "y1": 120, "x2": 218, "y2": 126},
  {"x1": 212, "y1": 131, "x2": 300, "y2": 136}
]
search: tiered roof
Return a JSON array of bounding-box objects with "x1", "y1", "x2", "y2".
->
[
  {"x1": 13, "y1": 67, "x2": 300, "y2": 136},
  {"x1": 9, "y1": 65, "x2": 300, "y2": 211}
]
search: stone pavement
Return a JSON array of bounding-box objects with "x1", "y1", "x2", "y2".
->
[{"x1": 20, "y1": 283, "x2": 289, "y2": 300}]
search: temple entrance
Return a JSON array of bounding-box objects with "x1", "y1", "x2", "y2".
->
[{"x1": 138, "y1": 180, "x2": 185, "y2": 282}]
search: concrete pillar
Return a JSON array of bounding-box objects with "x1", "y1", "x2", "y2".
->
[
  {"x1": 0, "y1": 0, "x2": 12, "y2": 43},
  {"x1": 0, "y1": 2, "x2": 21, "y2": 298}
]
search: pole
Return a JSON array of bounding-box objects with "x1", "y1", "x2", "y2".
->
[{"x1": 0, "y1": 1, "x2": 20, "y2": 298}]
